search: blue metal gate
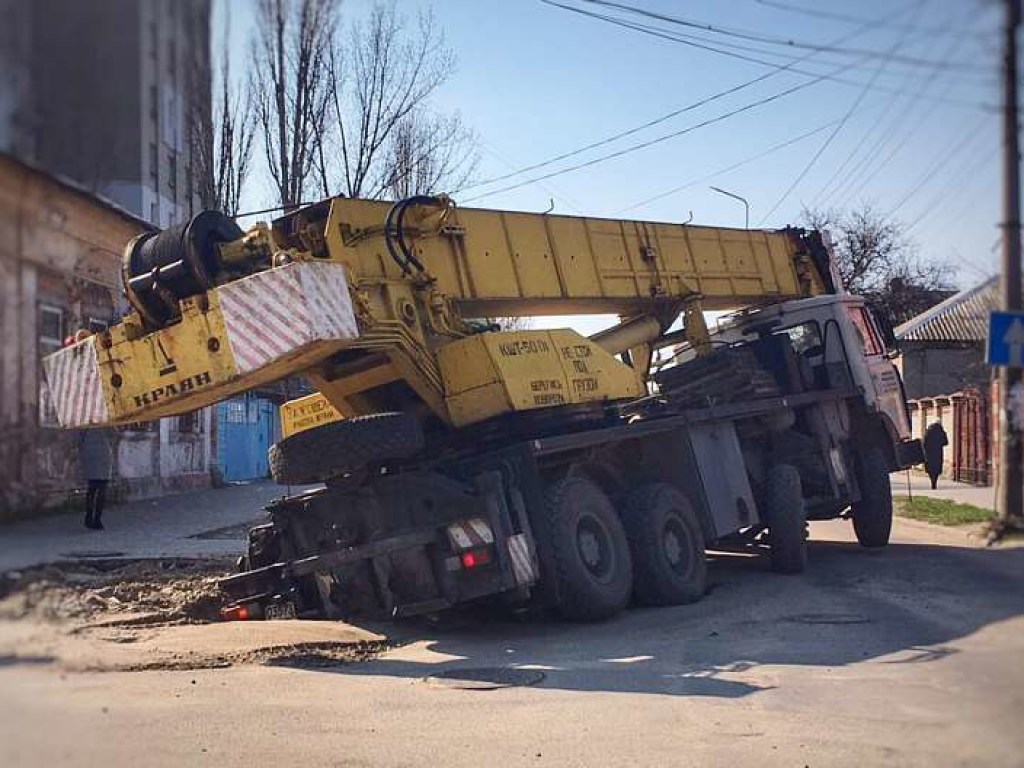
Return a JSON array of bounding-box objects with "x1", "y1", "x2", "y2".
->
[{"x1": 216, "y1": 394, "x2": 280, "y2": 481}]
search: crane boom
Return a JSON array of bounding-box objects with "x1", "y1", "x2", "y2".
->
[{"x1": 43, "y1": 195, "x2": 837, "y2": 431}]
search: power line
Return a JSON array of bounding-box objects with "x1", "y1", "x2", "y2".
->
[
  {"x1": 886, "y1": 114, "x2": 991, "y2": 216},
  {"x1": 617, "y1": 119, "x2": 841, "y2": 214},
  {"x1": 752, "y1": 0, "x2": 997, "y2": 41},
  {"x1": 461, "y1": 48, "x2": 890, "y2": 205},
  {"x1": 904, "y1": 141, "x2": 998, "y2": 233},
  {"x1": 457, "y1": 1, "x2": 914, "y2": 196},
  {"x1": 811, "y1": 3, "x2": 982, "y2": 208},
  {"x1": 758, "y1": 5, "x2": 923, "y2": 224},
  {"x1": 539, "y1": 2, "x2": 991, "y2": 107},
  {"x1": 578, "y1": 0, "x2": 992, "y2": 73}
]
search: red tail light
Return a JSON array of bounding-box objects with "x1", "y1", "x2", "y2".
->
[
  {"x1": 460, "y1": 546, "x2": 494, "y2": 569},
  {"x1": 220, "y1": 603, "x2": 255, "y2": 621}
]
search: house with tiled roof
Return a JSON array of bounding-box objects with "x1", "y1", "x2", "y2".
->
[
  {"x1": 895, "y1": 276, "x2": 997, "y2": 400},
  {"x1": 894, "y1": 277, "x2": 997, "y2": 485}
]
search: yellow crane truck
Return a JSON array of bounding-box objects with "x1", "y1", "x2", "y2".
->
[{"x1": 44, "y1": 194, "x2": 923, "y2": 622}]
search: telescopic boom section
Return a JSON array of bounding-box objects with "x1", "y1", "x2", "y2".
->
[{"x1": 43, "y1": 195, "x2": 835, "y2": 431}]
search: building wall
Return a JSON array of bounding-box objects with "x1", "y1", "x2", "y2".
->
[
  {"x1": 899, "y1": 342, "x2": 990, "y2": 400},
  {"x1": 0, "y1": 155, "x2": 214, "y2": 519},
  {"x1": 0, "y1": 0, "x2": 210, "y2": 227}
]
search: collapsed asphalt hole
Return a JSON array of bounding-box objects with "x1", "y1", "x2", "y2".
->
[
  {"x1": 784, "y1": 613, "x2": 871, "y2": 626},
  {"x1": 424, "y1": 667, "x2": 546, "y2": 690}
]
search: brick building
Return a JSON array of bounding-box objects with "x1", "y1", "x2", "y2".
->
[{"x1": 0, "y1": 153, "x2": 215, "y2": 519}]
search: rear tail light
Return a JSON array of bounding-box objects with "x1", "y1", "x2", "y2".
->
[
  {"x1": 460, "y1": 546, "x2": 494, "y2": 569},
  {"x1": 220, "y1": 602, "x2": 261, "y2": 621}
]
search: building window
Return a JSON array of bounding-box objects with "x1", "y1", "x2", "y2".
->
[
  {"x1": 168, "y1": 39, "x2": 176, "y2": 77},
  {"x1": 38, "y1": 304, "x2": 65, "y2": 426},
  {"x1": 149, "y1": 84, "x2": 158, "y2": 120},
  {"x1": 150, "y1": 21, "x2": 158, "y2": 61},
  {"x1": 178, "y1": 410, "x2": 199, "y2": 433},
  {"x1": 149, "y1": 142, "x2": 158, "y2": 180},
  {"x1": 150, "y1": 201, "x2": 159, "y2": 225}
]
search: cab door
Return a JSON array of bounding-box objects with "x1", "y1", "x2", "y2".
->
[{"x1": 845, "y1": 304, "x2": 912, "y2": 440}]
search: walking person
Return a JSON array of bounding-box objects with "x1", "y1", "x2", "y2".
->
[
  {"x1": 923, "y1": 421, "x2": 948, "y2": 490},
  {"x1": 79, "y1": 427, "x2": 113, "y2": 530}
]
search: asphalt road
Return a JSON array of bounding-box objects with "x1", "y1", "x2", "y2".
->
[{"x1": 3, "y1": 517, "x2": 1023, "y2": 767}]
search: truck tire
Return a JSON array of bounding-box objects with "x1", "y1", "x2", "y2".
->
[
  {"x1": 763, "y1": 464, "x2": 807, "y2": 574},
  {"x1": 269, "y1": 412, "x2": 424, "y2": 485},
  {"x1": 852, "y1": 445, "x2": 893, "y2": 548},
  {"x1": 545, "y1": 476, "x2": 633, "y2": 622},
  {"x1": 621, "y1": 484, "x2": 706, "y2": 606}
]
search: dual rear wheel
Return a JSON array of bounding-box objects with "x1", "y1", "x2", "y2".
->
[{"x1": 543, "y1": 477, "x2": 707, "y2": 622}]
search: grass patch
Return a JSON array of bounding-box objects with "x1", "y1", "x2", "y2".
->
[{"x1": 894, "y1": 496, "x2": 994, "y2": 527}]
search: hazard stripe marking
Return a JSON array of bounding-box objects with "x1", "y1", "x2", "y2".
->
[
  {"x1": 508, "y1": 534, "x2": 535, "y2": 585},
  {"x1": 43, "y1": 337, "x2": 109, "y2": 428},
  {"x1": 218, "y1": 262, "x2": 358, "y2": 375}
]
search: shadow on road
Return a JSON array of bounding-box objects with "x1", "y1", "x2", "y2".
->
[{"x1": 307, "y1": 537, "x2": 1024, "y2": 700}]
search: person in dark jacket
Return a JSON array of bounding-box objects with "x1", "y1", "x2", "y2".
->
[
  {"x1": 923, "y1": 421, "x2": 948, "y2": 490},
  {"x1": 78, "y1": 428, "x2": 113, "y2": 529}
]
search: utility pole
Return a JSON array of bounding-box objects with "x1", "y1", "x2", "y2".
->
[{"x1": 999, "y1": 0, "x2": 1023, "y2": 527}]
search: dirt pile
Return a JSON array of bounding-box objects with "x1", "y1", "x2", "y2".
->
[{"x1": 0, "y1": 558, "x2": 232, "y2": 625}]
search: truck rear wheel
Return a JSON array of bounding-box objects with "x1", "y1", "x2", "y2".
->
[
  {"x1": 621, "y1": 484, "x2": 706, "y2": 606},
  {"x1": 852, "y1": 445, "x2": 893, "y2": 548},
  {"x1": 269, "y1": 412, "x2": 424, "y2": 485},
  {"x1": 763, "y1": 464, "x2": 807, "y2": 574},
  {"x1": 545, "y1": 476, "x2": 633, "y2": 622}
]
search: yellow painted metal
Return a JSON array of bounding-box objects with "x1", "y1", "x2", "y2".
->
[
  {"x1": 438, "y1": 330, "x2": 644, "y2": 427},
  {"x1": 50, "y1": 193, "x2": 831, "y2": 434},
  {"x1": 93, "y1": 291, "x2": 353, "y2": 425},
  {"x1": 324, "y1": 198, "x2": 825, "y2": 317},
  {"x1": 280, "y1": 391, "x2": 343, "y2": 439}
]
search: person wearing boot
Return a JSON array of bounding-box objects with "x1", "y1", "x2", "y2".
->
[
  {"x1": 923, "y1": 421, "x2": 948, "y2": 490},
  {"x1": 78, "y1": 427, "x2": 113, "y2": 530}
]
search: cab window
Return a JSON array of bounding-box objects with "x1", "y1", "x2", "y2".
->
[{"x1": 849, "y1": 307, "x2": 884, "y2": 357}]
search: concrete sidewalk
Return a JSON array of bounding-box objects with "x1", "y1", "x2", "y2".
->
[
  {"x1": 890, "y1": 470, "x2": 996, "y2": 510},
  {"x1": 0, "y1": 480, "x2": 313, "y2": 573}
]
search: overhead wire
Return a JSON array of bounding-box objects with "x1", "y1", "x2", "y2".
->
[
  {"x1": 461, "y1": 2, "x2": 955, "y2": 204},
  {"x1": 810, "y1": 2, "x2": 979, "y2": 208},
  {"x1": 886, "y1": 113, "x2": 992, "y2": 217},
  {"x1": 458, "y1": 0, "x2": 928, "y2": 195},
  {"x1": 751, "y1": 0, "x2": 996, "y2": 41},
  {"x1": 818, "y1": 5, "x2": 986, "y2": 207},
  {"x1": 757, "y1": 2, "x2": 927, "y2": 225},
  {"x1": 616, "y1": 119, "x2": 841, "y2": 214},
  {"x1": 578, "y1": 0, "x2": 991, "y2": 74}
]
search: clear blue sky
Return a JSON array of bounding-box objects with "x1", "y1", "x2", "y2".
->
[{"x1": 225, "y1": 0, "x2": 1004, "y2": 291}]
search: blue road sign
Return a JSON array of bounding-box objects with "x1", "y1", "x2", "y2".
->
[{"x1": 988, "y1": 311, "x2": 1024, "y2": 367}]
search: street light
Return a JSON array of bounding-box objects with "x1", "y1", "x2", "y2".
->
[{"x1": 709, "y1": 185, "x2": 750, "y2": 229}]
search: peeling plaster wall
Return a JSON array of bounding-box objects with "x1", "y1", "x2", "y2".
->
[{"x1": 0, "y1": 155, "x2": 213, "y2": 519}]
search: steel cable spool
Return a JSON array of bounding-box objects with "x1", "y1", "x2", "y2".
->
[{"x1": 122, "y1": 211, "x2": 244, "y2": 328}]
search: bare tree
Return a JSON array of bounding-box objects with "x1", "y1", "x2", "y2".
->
[
  {"x1": 802, "y1": 204, "x2": 955, "y2": 325},
  {"x1": 321, "y1": 2, "x2": 477, "y2": 199},
  {"x1": 193, "y1": 35, "x2": 256, "y2": 216},
  {"x1": 251, "y1": 0, "x2": 337, "y2": 209},
  {"x1": 383, "y1": 109, "x2": 477, "y2": 200}
]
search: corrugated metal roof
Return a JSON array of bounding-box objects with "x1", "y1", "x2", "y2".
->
[{"x1": 894, "y1": 276, "x2": 998, "y2": 343}]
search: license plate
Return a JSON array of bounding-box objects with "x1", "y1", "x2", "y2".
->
[{"x1": 264, "y1": 601, "x2": 296, "y2": 620}]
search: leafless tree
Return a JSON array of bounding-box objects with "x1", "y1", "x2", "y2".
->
[
  {"x1": 320, "y1": 2, "x2": 477, "y2": 199},
  {"x1": 192, "y1": 35, "x2": 256, "y2": 216},
  {"x1": 802, "y1": 204, "x2": 955, "y2": 325},
  {"x1": 383, "y1": 109, "x2": 477, "y2": 200},
  {"x1": 251, "y1": 0, "x2": 337, "y2": 209}
]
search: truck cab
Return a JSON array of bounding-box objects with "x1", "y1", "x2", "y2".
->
[{"x1": 702, "y1": 294, "x2": 920, "y2": 469}]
